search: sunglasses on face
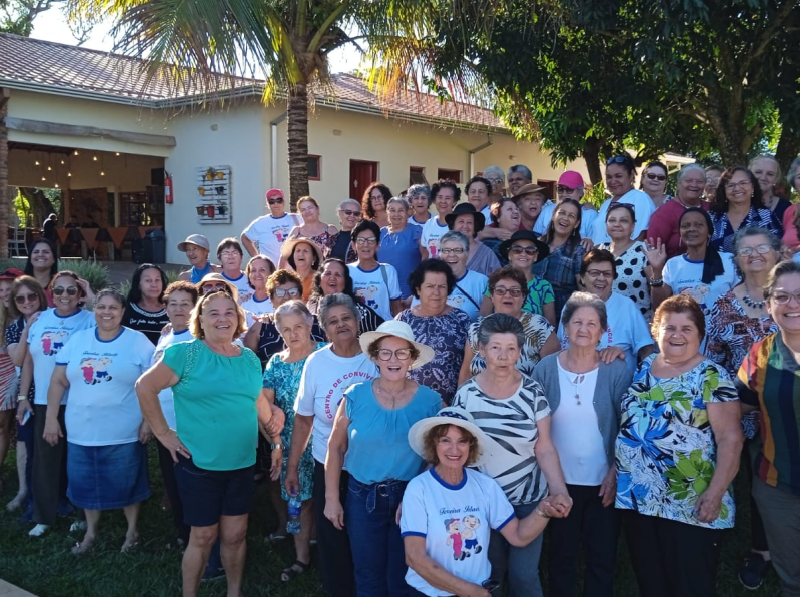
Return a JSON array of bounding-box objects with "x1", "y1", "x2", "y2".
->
[
  {"x1": 341, "y1": 209, "x2": 361, "y2": 217},
  {"x1": 510, "y1": 245, "x2": 538, "y2": 256},
  {"x1": 645, "y1": 173, "x2": 667, "y2": 181},
  {"x1": 202, "y1": 283, "x2": 228, "y2": 293},
  {"x1": 355, "y1": 237, "x2": 377, "y2": 246},
  {"x1": 52, "y1": 286, "x2": 78, "y2": 296},
  {"x1": 14, "y1": 293, "x2": 38, "y2": 305},
  {"x1": 273, "y1": 287, "x2": 301, "y2": 298},
  {"x1": 267, "y1": 198, "x2": 284, "y2": 205},
  {"x1": 556, "y1": 185, "x2": 576, "y2": 193}
]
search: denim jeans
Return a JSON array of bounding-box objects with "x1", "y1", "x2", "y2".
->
[
  {"x1": 488, "y1": 500, "x2": 544, "y2": 597},
  {"x1": 345, "y1": 476, "x2": 409, "y2": 597}
]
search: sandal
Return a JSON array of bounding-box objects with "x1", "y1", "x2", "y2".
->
[
  {"x1": 280, "y1": 560, "x2": 309, "y2": 582},
  {"x1": 264, "y1": 532, "x2": 286, "y2": 544}
]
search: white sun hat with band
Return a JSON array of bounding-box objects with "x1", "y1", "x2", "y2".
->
[
  {"x1": 408, "y1": 406, "x2": 492, "y2": 467},
  {"x1": 359, "y1": 320, "x2": 435, "y2": 370}
]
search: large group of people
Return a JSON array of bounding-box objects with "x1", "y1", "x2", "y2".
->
[{"x1": 1, "y1": 155, "x2": 799, "y2": 597}]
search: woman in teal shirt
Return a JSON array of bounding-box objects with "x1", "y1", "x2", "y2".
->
[
  {"x1": 136, "y1": 289, "x2": 279, "y2": 597},
  {"x1": 325, "y1": 320, "x2": 442, "y2": 596}
]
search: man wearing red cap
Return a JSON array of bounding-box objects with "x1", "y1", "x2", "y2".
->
[
  {"x1": 556, "y1": 171, "x2": 598, "y2": 239},
  {"x1": 241, "y1": 189, "x2": 303, "y2": 267}
]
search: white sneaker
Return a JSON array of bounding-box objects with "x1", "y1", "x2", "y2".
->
[
  {"x1": 70, "y1": 520, "x2": 87, "y2": 532},
  {"x1": 28, "y1": 524, "x2": 50, "y2": 537}
]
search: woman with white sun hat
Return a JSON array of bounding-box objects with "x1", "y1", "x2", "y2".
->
[{"x1": 325, "y1": 320, "x2": 443, "y2": 596}]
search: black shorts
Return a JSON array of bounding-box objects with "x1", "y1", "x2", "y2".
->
[{"x1": 174, "y1": 455, "x2": 255, "y2": 528}]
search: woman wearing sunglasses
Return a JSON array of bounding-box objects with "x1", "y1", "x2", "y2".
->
[
  {"x1": 326, "y1": 199, "x2": 362, "y2": 263},
  {"x1": 5, "y1": 276, "x2": 47, "y2": 512},
  {"x1": 640, "y1": 161, "x2": 672, "y2": 209},
  {"x1": 17, "y1": 270, "x2": 95, "y2": 537}
]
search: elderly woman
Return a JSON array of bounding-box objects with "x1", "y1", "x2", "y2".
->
[
  {"x1": 349, "y1": 220, "x2": 403, "y2": 321},
  {"x1": 136, "y1": 288, "x2": 275, "y2": 597},
  {"x1": 558, "y1": 249, "x2": 654, "y2": 375},
  {"x1": 123, "y1": 263, "x2": 170, "y2": 344},
  {"x1": 483, "y1": 164, "x2": 506, "y2": 204},
  {"x1": 280, "y1": 238, "x2": 324, "y2": 301},
  {"x1": 17, "y1": 270, "x2": 95, "y2": 537},
  {"x1": 432, "y1": 230, "x2": 491, "y2": 322},
  {"x1": 598, "y1": 203, "x2": 653, "y2": 319},
  {"x1": 649, "y1": 208, "x2": 738, "y2": 317},
  {"x1": 640, "y1": 160, "x2": 672, "y2": 209},
  {"x1": 446, "y1": 202, "x2": 501, "y2": 277},
  {"x1": 616, "y1": 295, "x2": 743, "y2": 597},
  {"x1": 43, "y1": 289, "x2": 155, "y2": 553},
  {"x1": 710, "y1": 167, "x2": 781, "y2": 254},
  {"x1": 363, "y1": 182, "x2": 392, "y2": 229},
  {"x1": 533, "y1": 293, "x2": 633, "y2": 597},
  {"x1": 460, "y1": 266, "x2": 558, "y2": 383},
  {"x1": 420, "y1": 180, "x2": 460, "y2": 259},
  {"x1": 534, "y1": 199, "x2": 586, "y2": 319},
  {"x1": 647, "y1": 163, "x2": 708, "y2": 259},
  {"x1": 452, "y1": 314, "x2": 571, "y2": 596},
  {"x1": 325, "y1": 320, "x2": 441, "y2": 596},
  {"x1": 287, "y1": 196, "x2": 338, "y2": 253},
  {"x1": 407, "y1": 184, "x2": 432, "y2": 226},
  {"x1": 307, "y1": 258, "x2": 383, "y2": 333},
  {"x1": 5, "y1": 276, "x2": 47, "y2": 512},
  {"x1": 780, "y1": 157, "x2": 800, "y2": 254},
  {"x1": 326, "y1": 199, "x2": 362, "y2": 263},
  {"x1": 262, "y1": 301, "x2": 326, "y2": 583},
  {"x1": 379, "y1": 196, "x2": 423, "y2": 299},
  {"x1": 245, "y1": 269, "x2": 326, "y2": 369},
  {"x1": 705, "y1": 165, "x2": 724, "y2": 201},
  {"x1": 23, "y1": 238, "x2": 58, "y2": 307},
  {"x1": 750, "y1": 155, "x2": 790, "y2": 223},
  {"x1": 483, "y1": 199, "x2": 520, "y2": 260},
  {"x1": 737, "y1": 261, "x2": 800, "y2": 597},
  {"x1": 285, "y1": 293, "x2": 379, "y2": 597},
  {"x1": 401, "y1": 406, "x2": 561, "y2": 597},
  {"x1": 590, "y1": 154, "x2": 656, "y2": 245},
  {"x1": 216, "y1": 238, "x2": 254, "y2": 304},
  {"x1": 496, "y1": 230, "x2": 556, "y2": 324},
  {"x1": 466, "y1": 175, "x2": 492, "y2": 219},
  {"x1": 240, "y1": 254, "x2": 277, "y2": 326},
  {"x1": 396, "y1": 259, "x2": 471, "y2": 405}
]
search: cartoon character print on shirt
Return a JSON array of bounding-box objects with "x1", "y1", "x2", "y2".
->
[
  {"x1": 273, "y1": 225, "x2": 292, "y2": 243},
  {"x1": 354, "y1": 285, "x2": 380, "y2": 312},
  {"x1": 445, "y1": 519, "x2": 464, "y2": 560},
  {"x1": 79, "y1": 356, "x2": 113, "y2": 385},
  {"x1": 678, "y1": 284, "x2": 711, "y2": 313},
  {"x1": 41, "y1": 331, "x2": 69, "y2": 356},
  {"x1": 449, "y1": 293, "x2": 467, "y2": 310},
  {"x1": 428, "y1": 242, "x2": 439, "y2": 259},
  {"x1": 461, "y1": 515, "x2": 482, "y2": 556}
]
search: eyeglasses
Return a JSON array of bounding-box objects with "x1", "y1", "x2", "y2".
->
[
  {"x1": 341, "y1": 209, "x2": 361, "y2": 217},
  {"x1": 202, "y1": 283, "x2": 228, "y2": 293},
  {"x1": 486, "y1": 177, "x2": 504, "y2": 185},
  {"x1": 770, "y1": 291, "x2": 800, "y2": 305},
  {"x1": 52, "y1": 286, "x2": 78, "y2": 296},
  {"x1": 725, "y1": 180, "x2": 751, "y2": 190},
  {"x1": 355, "y1": 237, "x2": 377, "y2": 245},
  {"x1": 492, "y1": 286, "x2": 523, "y2": 297},
  {"x1": 220, "y1": 250, "x2": 241, "y2": 258},
  {"x1": 273, "y1": 287, "x2": 301, "y2": 298},
  {"x1": 586, "y1": 269, "x2": 614, "y2": 279},
  {"x1": 738, "y1": 244, "x2": 774, "y2": 257},
  {"x1": 439, "y1": 248, "x2": 465, "y2": 256},
  {"x1": 606, "y1": 156, "x2": 629, "y2": 165},
  {"x1": 14, "y1": 293, "x2": 38, "y2": 305},
  {"x1": 376, "y1": 348, "x2": 413, "y2": 361},
  {"x1": 645, "y1": 173, "x2": 667, "y2": 181},
  {"x1": 510, "y1": 245, "x2": 538, "y2": 256},
  {"x1": 556, "y1": 185, "x2": 577, "y2": 193},
  {"x1": 267, "y1": 198, "x2": 284, "y2": 205}
]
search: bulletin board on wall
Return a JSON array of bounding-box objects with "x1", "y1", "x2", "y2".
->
[{"x1": 195, "y1": 165, "x2": 231, "y2": 224}]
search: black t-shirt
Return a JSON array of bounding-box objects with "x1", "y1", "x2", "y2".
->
[{"x1": 122, "y1": 303, "x2": 170, "y2": 345}]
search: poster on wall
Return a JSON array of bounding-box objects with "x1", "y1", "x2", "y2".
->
[{"x1": 195, "y1": 165, "x2": 232, "y2": 224}]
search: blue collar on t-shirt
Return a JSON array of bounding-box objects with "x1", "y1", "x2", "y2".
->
[
  {"x1": 357, "y1": 264, "x2": 381, "y2": 274},
  {"x1": 681, "y1": 254, "x2": 705, "y2": 264},
  {"x1": 430, "y1": 467, "x2": 468, "y2": 490},
  {"x1": 95, "y1": 327, "x2": 125, "y2": 343},
  {"x1": 222, "y1": 271, "x2": 245, "y2": 282},
  {"x1": 54, "y1": 308, "x2": 83, "y2": 319}
]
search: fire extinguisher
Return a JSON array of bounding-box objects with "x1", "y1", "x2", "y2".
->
[{"x1": 164, "y1": 172, "x2": 174, "y2": 204}]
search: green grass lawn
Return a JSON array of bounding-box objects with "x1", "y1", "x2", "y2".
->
[{"x1": 0, "y1": 444, "x2": 783, "y2": 596}]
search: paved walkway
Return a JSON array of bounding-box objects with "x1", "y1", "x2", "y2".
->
[{"x1": 0, "y1": 579, "x2": 37, "y2": 597}]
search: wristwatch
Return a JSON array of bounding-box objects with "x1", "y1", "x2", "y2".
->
[
  {"x1": 17, "y1": 394, "x2": 28, "y2": 401},
  {"x1": 648, "y1": 277, "x2": 664, "y2": 287},
  {"x1": 270, "y1": 443, "x2": 283, "y2": 450}
]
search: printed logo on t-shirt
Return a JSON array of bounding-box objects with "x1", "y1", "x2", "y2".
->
[
  {"x1": 41, "y1": 331, "x2": 69, "y2": 355},
  {"x1": 677, "y1": 284, "x2": 711, "y2": 312},
  {"x1": 273, "y1": 225, "x2": 291, "y2": 243},
  {"x1": 428, "y1": 242, "x2": 439, "y2": 258},
  {"x1": 444, "y1": 513, "x2": 483, "y2": 561},
  {"x1": 449, "y1": 293, "x2": 466, "y2": 309},
  {"x1": 354, "y1": 285, "x2": 380, "y2": 311},
  {"x1": 323, "y1": 370, "x2": 376, "y2": 419},
  {"x1": 80, "y1": 356, "x2": 113, "y2": 385}
]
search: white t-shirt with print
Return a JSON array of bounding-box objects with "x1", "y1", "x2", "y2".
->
[
  {"x1": 348, "y1": 263, "x2": 402, "y2": 321},
  {"x1": 410, "y1": 269, "x2": 488, "y2": 322},
  {"x1": 420, "y1": 217, "x2": 450, "y2": 258},
  {"x1": 662, "y1": 252, "x2": 738, "y2": 315},
  {"x1": 57, "y1": 327, "x2": 154, "y2": 446},
  {"x1": 294, "y1": 345, "x2": 378, "y2": 464},
  {"x1": 479, "y1": 204, "x2": 492, "y2": 222},
  {"x1": 558, "y1": 291, "x2": 653, "y2": 375},
  {"x1": 242, "y1": 213, "x2": 302, "y2": 266},
  {"x1": 241, "y1": 295, "x2": 274, "y2": 329},
  {"x1": 590, "y1": 189, "x2": 656, "y2": 245},
  {"x1": 223, "y1": 271, "x2": 254, "y2": 305},
  {"x1": 152, "y1": 328, "x2": 192, "y2": 430},
  {"x1": 27, "y1": 308, "x2": 95, "y2": 405},
  {"x1": 401, "y1": 468, "x2": 515, "y2": 596}
]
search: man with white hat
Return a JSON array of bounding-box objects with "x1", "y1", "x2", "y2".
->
[
  {"x1": 241, "y1": 189, "x2": 303, "y2": 267},
  {"x1": 177, "y1": 234, "x2": 221, "y2": 283}
]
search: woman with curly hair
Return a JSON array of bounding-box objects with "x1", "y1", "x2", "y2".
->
[{"x1": 362, "y1": 182, "x2": 392, "y2": 229}]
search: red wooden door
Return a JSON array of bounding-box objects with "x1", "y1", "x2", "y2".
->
[{"x1": 349, "y1": 160, "x2": 378, "y2": 201}]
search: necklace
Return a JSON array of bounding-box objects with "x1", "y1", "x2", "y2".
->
[
  {"x1": 741, "y1": 291, "x2": 766, "y2": 310},
  {"x1": 375, "y1": 379, "x2": 408, "y2": 406},
  {"x1": 571, "y1": 374, "x2": 586, "y2": 406}
]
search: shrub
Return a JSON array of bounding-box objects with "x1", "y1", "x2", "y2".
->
[{"x1": 58, "y1": 260, "x2": 110, "y2": 292}]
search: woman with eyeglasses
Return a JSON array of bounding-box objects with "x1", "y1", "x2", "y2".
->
[
  {"x1": 349, "y1": 220, "x2": 403, "y2": 321},
  {"x1": 5, "y1": 276, "x2": 47, "y2": 512},
  {"x1": 123, "y1": 263, "x2": 170, "y2": 345},
  {"x1": 736, "y1": 261, "x2": 800, "y2": 597},
  {"x1": 325, "y1": 320, "x2": 441, "y2": 595},
  {"x1": 23, "y1": 238, "x2": 58, "y2": 307},
  {"x1": 460, "y1": 266, "x2": 559, "y2": 384},
  {"x1": 710, "y1": 167, "x2": 781, "y2": 254},
  {"x1": 429, "y1": 230, "x2": 490, "y2": 323},
  {"x1": 240, "y1": 254, "x2": 277, "y2": 328},
  {"x1": 647, "y1": 163, "x2": 709, "y2": 260},
  {"x1": 640, "y1": 161, "x2": 672, "y2": 209},
  {"x1": 17, "y1": 270, "x2": 96, "y2": 537},
  {"x1": 307, "y1": 259, "x2": 384, "y2": 334},
  {"x1": 378, "y1": 197, "x2": 423, "y2": 300},
  {"x1": 245, "y1": 269, "x2": 326, "y2": 370},
  {"x1": 326, "y1": 199, "x2": 362, "y2": 263},
  {"x1": 216, "y1": 238, "x2": 253, "y2": 305},
  {"x1": 589, "y1": 153, "x2": 656, "y2": 245},
  {"x1": 648, "y1": 208, "x2": 738, "y2": 319},
  {"x1": 598, "y1": 203, "x2": 653, "y2": 320},
  {"x1": 286, "y1": 196, "x2": 338, "y2": 257},
  {"x1": 363, "y1": 182, "x2": 392, "y2": 229}
]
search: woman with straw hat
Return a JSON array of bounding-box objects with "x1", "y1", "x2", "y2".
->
[{"x1": 325, "y1": 320, "x2": 442, "y2": 596}]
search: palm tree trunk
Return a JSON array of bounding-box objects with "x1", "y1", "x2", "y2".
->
[
  {"x1": 0, "y1": 88, "x2": 10, "y2": 259},
  {"x1": 286, "y1": 82, "x2": 310, "y2": 212}
]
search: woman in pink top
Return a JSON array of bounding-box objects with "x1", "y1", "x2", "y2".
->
[{"x1": 647, "y1": 164, "x2": 708, "y2": 259}]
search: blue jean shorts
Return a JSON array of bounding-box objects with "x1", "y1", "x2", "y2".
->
[{"x1": 174, "y1": 455, "x2": 255, "y2": 527}]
